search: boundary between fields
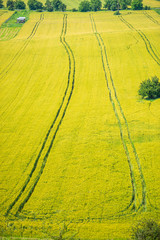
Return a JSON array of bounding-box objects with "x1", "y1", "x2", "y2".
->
[
  {"x1": 5, "y1": 14, "x2": 76, "y2": 217},
  {"x1": 0, "y1": 14, "x2": 44, "y2": 80},
  {"x1": 118, "y1": 15, "x2": 160, "y2": 66},
  {"x1": 0, "y1": 11, "x2": 8, "y2": 17},
  {"x1": 90, "y1": 14, "x2": 147, "y2": 212}
]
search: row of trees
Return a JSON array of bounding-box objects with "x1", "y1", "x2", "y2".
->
[
  {"x1": 79, "y1": 0, "x2": 143, "y2": 11},
  {"x1": 44, "y1": 0, "x2": 66, "y2": 11},
  {"x1": 6, "y1": 0, "x2": 26, "y2": 10},
  {"x1": 28, "y1": 0, "x2": 66, "y2": 11},
  {"x1": 79, "y1": 0, "x2": 101, "y2": 12},
  {"x1": 104, "y1": 0, "x2": 131, "y2": 11},
  {"x1": 0, "y1": 0, "x2": 145, "y2": 11},
  {"x1": 27, "y1": 0, "x2": 66, "y2": 11},
  {"x1": 0, "y1": 0, "x2": 66, "y2": 10},
  {"x1": 0, "y1": 0, "x2": 4, "y2": 8}
]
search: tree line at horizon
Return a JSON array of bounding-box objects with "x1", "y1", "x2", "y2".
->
[{"x1": 0, "y1": 0, "x2": 150, "y2": 12}]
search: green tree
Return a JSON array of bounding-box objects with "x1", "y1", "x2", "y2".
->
[
  {"x1": 72, "y1": 7, "x2": 77, "y2": 11},
  {"x1": 132, "y1": 219, "x2": 160, "y2": 240},
  {"x1": 0, "y1": 0, "x2": 4, "y2": 8},
  {"x1": 131, "y1": 0, "x2": 143, "y2": 9},
  {"x1": 51, "y1": 0, "x2": 66, "y2": 11},
  {"x1": 36, "y1": 0, "x2": 43, "y2": 9},
  {"x1": 104, "y1": 0, "x2": 129, "y2": 10},
  {"x1": 138, "y1": 76, "x2": 160, "y2": 99},
  {"x1": 144, "y1": 5, "x2": 150, "y2": 9},
  {"x1": 120, "y1": 0, "x2": 127, "y2": 9},
  {"x1": 111, "y1": 0, "x2": 117, "y2": 10},
  {"x1": 28, "y1": 0, "x2": 43, "y2": 10},
  {"x1": 15, "y1": 0, "x2": 26, "y2": 9},
  {"x1": 78, "y1": 0, "x2": 91, "y2": 11},
  {"x1": 52, "y1": 0, "x2": 61, "y2": 10},
  {"x1": 90, "y1": 0, "x2": 102, "y2": 11},
  {"x1": 45, "y1": 0, "x2": 53, "y2": 11},
  {"x1": 59, "y1": 2, "x2": 66, "y2": 11},
  {"x1": 28, "y1": 0, "x2": 37, "y2": 9},
  {"x1": 126, "y1": 0, "x2": 131, "y2": 5},
  {"x1": 104, "y1": 0, "x2": 112, "y2": 9},
  {"x1": 7, "y1": 0, "x2": 15, "y2": 9}
]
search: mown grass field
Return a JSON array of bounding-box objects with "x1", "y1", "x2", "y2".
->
[{"x1": 0, "y1": 9, "x2": 160, "y2": 239}]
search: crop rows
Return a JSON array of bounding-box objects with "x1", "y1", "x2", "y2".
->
[
  {"x1": 0, "y1": 14, "x2": 44, "y2": 81},
  {"x1": 0, "y1": 27, "x2": 19, "y2": 41},
  {"x1": 119, "y1": 15, "x2": 160, "y2": 66},
  {"x1": 90, "y1": 14, "x2": 147, "y2": 212},
  {"x1": 5, "y1": 14, "x2": 76, "y2": 217}
]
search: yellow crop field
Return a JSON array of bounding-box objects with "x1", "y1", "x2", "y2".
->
[
  {"x1": 0, "y1": 10, "x2": 160, "y2": 239},
  {"x1": 0, "y1": 10, "x2": 13, "y2": 26},
  {"x1": 143, "y1": 0, "x2": 160, "y2": 8}
]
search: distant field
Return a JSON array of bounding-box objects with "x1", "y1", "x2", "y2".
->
[
  {"x1": 143, "y1": 0, "x2": 160, "y2": 8},
  {"x1": 0, "y1": 10, "x2": 160, "y2": 239}
]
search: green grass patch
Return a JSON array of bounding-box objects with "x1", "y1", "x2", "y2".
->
[{"x1": 1, "y1": 10, "x2": 30, "y2": 28}]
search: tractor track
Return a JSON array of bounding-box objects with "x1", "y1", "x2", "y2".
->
[
  {"x1": 0, "y1": 14, "x2": 44, "y2": 80},
  {"x1": 5, "y1": 14, "x2": 76, "y2": 217},
  {"x1": 119, "y1": 15, "x2": 160, "y2": 66},
  {"x1": 90, "y1": 14, "x2": 147, "y2": 212},
  {"x1": 143, "y1": 11, "x2": 160, "y2": 25}
]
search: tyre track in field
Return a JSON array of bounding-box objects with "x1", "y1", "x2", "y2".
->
[
  {"x1": 0, "y1": 14, "x2": 44, "y2": 80},
  {"x1": 5, "y1": 14, "x2": 76, "y2": 217},
  {"x1": 119, "y1": 15, "x2": 160, "y2": 66},
  {"x1": 90, "y1": 14, "x2": 147, "y2": 212},
  {"x1": 143, "y1": 11, "x2": 160, "y2": 25}
]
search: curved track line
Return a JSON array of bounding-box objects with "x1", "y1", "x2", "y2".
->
[
  {"x1": 118, "y1": 15, "x2": 160, "y2": 66},
  {"x1": 97, "y1": 31, "x2": 147, "y2": 211},
  {"x1": 5, "y1": 14, "x2": 76, "y2": 217},
  {"x1": 90, "y1": 14, "x2": 137, "y2": 211},
  {"x1": 0, "y1": 14, "x2": 44, "y2": 80},
  {"x1": 90, "y1": 14, "x2": 147, "y2": 211},
  {"x1": 143, "y1": 11, "x2": 160, "y2": 25}
]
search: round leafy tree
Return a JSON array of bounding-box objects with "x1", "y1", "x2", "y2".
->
[
  {"x1": 90, "y1": 0, "x2": 102, "y2": 11},
  {"x1": 138, "y1": 76, "x2": 160, "y2": 99},
  {"x1": 79, "y1": 0, "x2": 91, "y2": 12},
  {"x1": 132, "y1": 219, "x2": 160, "y2": 240},
  {"x1": 131, "y1": 0, "x2": 143, "y2": 10}
]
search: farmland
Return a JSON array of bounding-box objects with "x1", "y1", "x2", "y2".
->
[{"x1": 0, "y1": 9, "x2": 160, "y2": 239}]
